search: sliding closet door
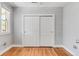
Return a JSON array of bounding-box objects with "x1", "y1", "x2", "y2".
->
[
  {"x1": 23, "y1": 16, "x2": 39, "y2": 46},
  {"x1": 40, "y1": 16, "x2": 55, "y2": 46}
]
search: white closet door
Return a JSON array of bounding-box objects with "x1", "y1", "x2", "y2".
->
[
  {"x1": 23, "y1": 16, "x2": 39, "y2": 46},
  {"x1": 40, "y1": 16, "x2": 55, "y2": 46}
]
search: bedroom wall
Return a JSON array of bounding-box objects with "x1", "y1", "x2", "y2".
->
[
  {"x1": 63, "y1": 2, "x2": 79, "y2": 55},
  {"x1": 14, "y1": 7, "x2": 63, "y2": 45},
  {"x1": 0, "y1": 3, "x2": 13, "y2": 53}
]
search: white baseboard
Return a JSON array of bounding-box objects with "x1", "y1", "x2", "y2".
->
[
  {"x1": 63, "y1": 46, "x2": 75, "y2": 56},
  {"x1": 12, "y1": 45, "x2": 24, "y2": 47},
  {"x1": 0, "y1": 45, "x2": 12, "y2": 55},
  {"x1": 12, "y1": 45, "x2": 64, "y2": 47},
  {"x1": 12, "y1": 45, "x2": 41, "y2": 47},
  {"x1": 53, "y1": 45, "x2": 63, "y2": 47}
]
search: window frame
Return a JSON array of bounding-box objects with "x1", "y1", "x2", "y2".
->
[{"x1": 0, "y1": 7, "x2": 11, "y2": 35}]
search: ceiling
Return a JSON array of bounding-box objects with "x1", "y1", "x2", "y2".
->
[{"x1": 8, "y1": 2, "x2": 69, "y2": 7}]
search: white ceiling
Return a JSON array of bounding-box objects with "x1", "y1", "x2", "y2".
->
[{"x1": 9, "y1": 2, "x2": 69, "y2": 7}]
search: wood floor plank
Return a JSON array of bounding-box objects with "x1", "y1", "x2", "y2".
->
[
  {"x1": 1, "y1": 47, "x2": 72, "y2": 56},
  {"x1": 53, "y1": 47, "x2": 72, "y2": 56},
  {"x1": 2, "y1": 47, "x2": 17, "y2": 56},
  {"x1": 49, "y1": 48, "x2": 58, "y2": 56}
]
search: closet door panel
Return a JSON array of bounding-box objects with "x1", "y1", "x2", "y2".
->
[
  {"x1": 23, "y1": 16, "x2": 39, "y2": 46},
  {"x1": 40, "y1": 16, "x2": 54, "y2": 46}
]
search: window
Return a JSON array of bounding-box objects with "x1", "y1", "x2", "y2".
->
[{"x1": 0, "y1": 7, "x2": 10, "y2": 33}]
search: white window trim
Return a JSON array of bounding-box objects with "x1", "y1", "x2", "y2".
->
[{"x1": 0, "y1": 4, "x2": 11, "y2": 35}]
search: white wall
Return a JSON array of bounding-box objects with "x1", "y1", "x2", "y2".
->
[
  {"x1": 0, "y1": 3, "x2": 13, "y2": 53},
  {"x1": 63, "y1": 2, "x2": 79, "y2": 55},
  {"x1": 14, "y1": 7, "x2": 63, "y2": 45}
]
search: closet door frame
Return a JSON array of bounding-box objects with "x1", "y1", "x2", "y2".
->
[{"x1": 22, "y1": 14, "x2": 55, "y2": 47}]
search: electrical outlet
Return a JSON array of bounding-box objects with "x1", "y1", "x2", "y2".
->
[
  {"x1": 3, "y1": 42, "x2": 6, "y2": 46},
  {"x1": 76, "y1": 40, "x2": 79, "y2": 43},
  {"x1": 73, "y1": 45, "x2": 77, "y2": 49}
]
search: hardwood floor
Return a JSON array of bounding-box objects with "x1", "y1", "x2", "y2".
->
[{"x1": 1, "y1": 47, "x2": 72, "y2": 56}]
